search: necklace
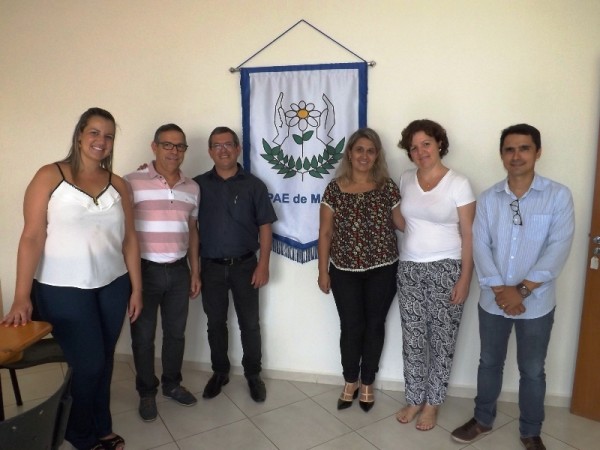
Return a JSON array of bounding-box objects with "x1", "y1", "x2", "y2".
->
[{"x1": 417, "y1": 167, "x2": 448, "y2": 191}]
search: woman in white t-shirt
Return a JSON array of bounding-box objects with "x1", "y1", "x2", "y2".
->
[{"x1": 394, "y1": 119, "x2": 475, "y2": 431}]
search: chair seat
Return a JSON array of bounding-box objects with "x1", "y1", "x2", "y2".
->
[
  {"x1": 1, "y1": 337, "x2": 66, "y2": 414},
  {"x1": 2, "y1": 337, "x2": 64, "y2": 369}
]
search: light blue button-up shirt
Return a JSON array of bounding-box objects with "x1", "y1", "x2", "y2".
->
[{"x1": 473, "y1": 174, "x2": 575, "y2": 319}]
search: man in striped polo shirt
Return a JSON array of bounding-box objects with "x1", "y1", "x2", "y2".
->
[{"x1": 125, "y1": 123, "x2": 201, "y2": 422}]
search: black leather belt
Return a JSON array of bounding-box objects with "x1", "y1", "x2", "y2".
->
[
  {"x1": 141, "y1": 256, "x2": 187, "y2": 268},
  {"x1": 206, "y1": 251, "x2": 254, "y2": 266}
]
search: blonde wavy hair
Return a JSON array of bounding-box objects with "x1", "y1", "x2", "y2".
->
[
  {"x1": 335, "y1": 127, "x2": 390, "y2": 189},
  {"x1": 62, "y1": 107, "x2": 116, "y2": 178}
]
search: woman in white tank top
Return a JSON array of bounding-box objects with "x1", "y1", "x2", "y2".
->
[{"x1": 1, "y1": 107, "x2": 142, "y2": 450}]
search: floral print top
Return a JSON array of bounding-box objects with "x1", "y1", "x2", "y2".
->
[{"x1": 322, "y1": 178, "x2": 401, "y2": 271}]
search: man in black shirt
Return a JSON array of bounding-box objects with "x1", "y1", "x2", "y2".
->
[{"x1": 194, "y1": 126, "x2": 277, "y2": 402}]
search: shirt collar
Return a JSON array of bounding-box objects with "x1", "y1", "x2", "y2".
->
[
  {"x1": 148, "y1": 160, "x2": 186, "y2": 184},
  {"x1": 497, "y1": 173, "x2": 546, "y2": 198},
  {"x1": 209, "y1": 163, "x2": 245, "y2": 181}
]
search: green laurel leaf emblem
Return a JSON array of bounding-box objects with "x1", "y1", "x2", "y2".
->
[{"x1": 260, "y1": 137, "x2": 345, "y2": 179}]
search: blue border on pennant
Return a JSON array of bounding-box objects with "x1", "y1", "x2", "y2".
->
[{"x1": 239, "y1": 62, "x2": 368, "y2": 262}]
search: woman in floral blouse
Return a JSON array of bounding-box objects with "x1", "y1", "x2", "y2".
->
[{"x1": 318, "y1": 127, "x2": 402, "y2": 412}]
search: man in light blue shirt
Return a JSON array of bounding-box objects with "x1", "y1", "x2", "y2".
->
[{"x1": 452, "y1": 124, "x2": 574, "y2": 450}]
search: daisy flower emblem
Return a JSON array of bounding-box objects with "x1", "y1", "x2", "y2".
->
[{"x1": 285, "y1": 101, "x2": 321, "y2": 131}]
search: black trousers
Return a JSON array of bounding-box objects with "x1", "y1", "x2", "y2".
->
[
  {"x1": 201, "y1": 256, "x2": 262, "y2": 377},
  {"x1": 329, "y1": 261, "x2": 398, "y2": 385},
  {"x1": 131, "y1": 259, "x2": 190, "y2": 397}
]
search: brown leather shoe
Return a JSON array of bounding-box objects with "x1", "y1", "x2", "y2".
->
[
  {"x1": 520, "y1": 436, "x2": 546, "y2": 450},
  {"x1": 451, "y1": 418, "x2": 492, "y2": 443}
]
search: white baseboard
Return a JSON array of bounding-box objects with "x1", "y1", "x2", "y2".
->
[{"x1": 114, "y1": 353, "x2": 571, "y2": 408}]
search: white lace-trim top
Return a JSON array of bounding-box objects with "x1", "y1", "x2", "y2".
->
[{"x1": 35, "y1": 180, "x2": 127, "y2": 288}]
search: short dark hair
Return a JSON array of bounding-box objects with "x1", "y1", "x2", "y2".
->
[
  {"x1": 153, "y1": 123, "x2": 186, "y2": 144},
  {"x1": 398, "y1": 119, "x2": 449, "y2": 161},
  {"x1": 208, "y1": 126, "x2": 240, "y2": 148},
  {"x1": 499, "y1": 123, "x2": 541, "y2": 152}
]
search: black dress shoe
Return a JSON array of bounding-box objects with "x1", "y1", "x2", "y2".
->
[
  {"x1": 203, "y1": 373, "x2": 229, "y2": 399},
  {"x1": 247, "y1": 376, "x2": 267, "y2": 402}
]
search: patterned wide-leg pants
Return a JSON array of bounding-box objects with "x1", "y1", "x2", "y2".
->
[{"x1": 397, "y1": 259, "x2": 464, "y2": 406}]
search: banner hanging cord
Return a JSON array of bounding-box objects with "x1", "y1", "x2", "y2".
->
[{"x1": 229, "y1": 19, "x2": 375, "y2": 73}]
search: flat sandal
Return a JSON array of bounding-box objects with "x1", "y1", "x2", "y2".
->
[{"x1": 99, "y1": 434, "x2": 125, "y2": 450}]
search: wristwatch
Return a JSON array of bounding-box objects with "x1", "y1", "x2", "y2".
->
[{"x1": 516, "y1": 282, "x2": 532, "y2": 299}]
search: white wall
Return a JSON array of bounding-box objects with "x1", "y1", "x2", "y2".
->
[{"x1": 2, "y1": 0, "x2": 599, "y2": 404}]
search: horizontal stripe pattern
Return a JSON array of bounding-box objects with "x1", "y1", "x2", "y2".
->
[{"x1": 125, "y1": 163, "x2": 200, "y2": 263}]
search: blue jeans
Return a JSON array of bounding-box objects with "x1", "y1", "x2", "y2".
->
[
  {"x1": 34, "y1": 274, "x2": 130, "y2": 450},
  {"x1": 329, "y1": 262, "x2": 398, "y2": 385},
  {"x1": 201, "y1": 256, "x2": 262, "y2": 377},
  {"x1": 474, "y1": 305, "x2": 555, "y2": 438},
  {"x1": 131, "y1": 258, "x2": 190, "y2": 397}
]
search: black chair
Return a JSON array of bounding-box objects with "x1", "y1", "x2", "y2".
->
[
  {"x1": 1, "y1": 336, "x2": 66, "y2": 406},
  {"x1": 0, "y1": 368, "x2": 72, "y2": 450},
  {"x1": 0, "y1": 285, "x2": 66, "y2": 418}
]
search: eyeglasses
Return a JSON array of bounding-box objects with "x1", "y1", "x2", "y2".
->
[
  {"x1": 510, "y1": 199, "x2": 523, "y2": 226},
  {"x1": 158, "y1": 142, "x2": 188, "y2": 152},
  {"x1": 210, "y1": 142, "x2": 235, "y2": 151}
]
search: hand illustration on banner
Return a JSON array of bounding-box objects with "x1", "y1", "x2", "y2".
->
[{"x1": 262, "y1": 93, "x2": 344, "y2": 181}]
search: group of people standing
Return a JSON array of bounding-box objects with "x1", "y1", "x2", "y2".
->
[
  {"x1": 126, "y1": 123, "x2": 276, "y2": 428},
  {"x1": 0, "y1": 107, "x2": 574, "y2": 450},
  {"x1": 318, "y1": 121, "x2": 574, "y2": 450},
  {"x1": 1, "y1": 109, "x2": 276, "y2": 450}
]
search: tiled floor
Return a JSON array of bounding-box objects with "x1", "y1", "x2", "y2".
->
[{"x1": 2, "y1": 362, "x2": 600, "y2": 449}]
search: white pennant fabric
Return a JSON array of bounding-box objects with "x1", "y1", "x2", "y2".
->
[{"x1": 241, "y1": 62, "x2": 368, "y2": 263}]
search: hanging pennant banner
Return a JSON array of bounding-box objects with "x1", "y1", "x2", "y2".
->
[{"x1": 241, "y1": 62, "x2": 368, "y2": 263}]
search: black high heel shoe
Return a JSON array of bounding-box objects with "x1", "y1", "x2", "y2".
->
[
  {"x1": 359, "y1": 384, "x2": 374, "y2": 412},
  {"x1": 337, "y1": 381, "x2": 359, "y2": 410}
]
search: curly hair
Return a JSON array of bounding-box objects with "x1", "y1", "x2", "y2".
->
[
  {"x1": 335, "y1": 127, "x2": 390, "y2": 189},
  {"x1": 398, "y1": 119, "x2": 449, "y2": 161}
]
